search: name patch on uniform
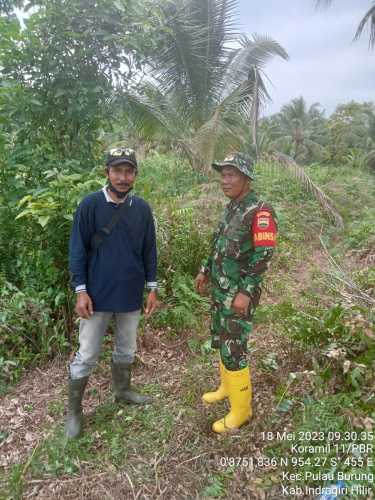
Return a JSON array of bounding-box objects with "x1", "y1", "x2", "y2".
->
[
  {"x1": 252, "y1": 210, "x2": 276, "y2": 247},
  {"x1": 254, "y1": 232, "x2": 275, "y2": 242}
]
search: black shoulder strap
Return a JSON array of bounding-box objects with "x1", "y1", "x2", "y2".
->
[{"x1": 90, "y1": 194, "x2": 131, "y2": 251}]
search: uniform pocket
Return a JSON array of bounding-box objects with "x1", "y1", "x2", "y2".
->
[{"x1": 225, "y1": 237, "x2": 241, "y2": 258}]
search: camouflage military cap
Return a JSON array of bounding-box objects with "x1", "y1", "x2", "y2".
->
[
  {"x1": 212, "y1": 152, "x2": 255, "y2": 180},
  {"x1": 106, "y1": 147, "x2": 138, "y2": 169}
]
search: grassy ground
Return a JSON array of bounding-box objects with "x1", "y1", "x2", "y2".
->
[{"x1": 0, "y1": 160, "x2": 374, "y2": 499}]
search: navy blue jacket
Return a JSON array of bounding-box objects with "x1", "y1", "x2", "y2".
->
[{"x1": 69, "y1": 190, "x2": 157, "y2": 312}]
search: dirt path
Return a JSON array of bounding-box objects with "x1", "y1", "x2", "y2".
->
[
  {"x1": 0, "y1": 357, "x2": 67, "y2": 469},
  {"x1": 0, "y1": 328, "x2": 310, "y2": 499},
  {"x1": 0, "y1": 249, "x2": 329, "y2": 499}
]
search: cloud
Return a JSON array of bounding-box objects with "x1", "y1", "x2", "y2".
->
[{"x1": 238, "y1": 0, "x2": 375, "y2": 116}]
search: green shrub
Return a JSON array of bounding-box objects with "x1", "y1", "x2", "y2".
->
[
  {"x1": 0, "y1": 281, "x2": 69, "y2": 384},
  {"x1": 157, "y1": 203, "x2": 211, "y2": 283},
  {"x1": 136, "y1": 152, "x2": 208, "y2": 201},
  {"x1": 346, "y1": 212, "x2": 375, "y2": 250},
  {"x1": 267, "y1": 394, "x2": 374, "y2": 492},
  {"x1": 352, "y1": 267, "x2": 375, "y2": 299},
  {"x1": 280, "y1": 301, "x2": 373, "y2": 355},
  {"x1": 0, "y1": 154, "x2": 211, "y2": 375},
  {"x1": 150, "y1": 273, "x2": 209, "y2": 330},
  {"x1": 280, "y1": 302, "x2": 351, "y2": 347}
]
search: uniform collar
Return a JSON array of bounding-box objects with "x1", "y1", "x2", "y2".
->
[{"x1": 228, "y1": 190, "x2": 258, "y2": 209}]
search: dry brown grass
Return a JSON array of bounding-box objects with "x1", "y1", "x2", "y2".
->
[{"x1": 1, "y1": 243, "x2": 355, "y2": 500}]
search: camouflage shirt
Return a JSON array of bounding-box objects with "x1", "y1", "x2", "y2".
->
[{"x1": 201, "y1": 190, "x2": 277, "y2": 304}]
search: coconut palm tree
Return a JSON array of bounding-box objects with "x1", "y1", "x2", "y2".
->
[
  {"x1": 124, "y1": 0, "x2": 288, "y2": 172},
  {"x1": 316, "y1": 0, "x2": 375, "y2": 48},
  {"x1": 124, "y1": 0, "x2": 343, "y2": 226},
  {"x1": 267, "y1": 97, "x2": 327, "y2": 164}
]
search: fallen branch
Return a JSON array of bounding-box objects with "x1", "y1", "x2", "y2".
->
[
  {"x1": 268, "y1": 153, "x2": 344, "y2": 228},
  {"x1": 176, "y1": 451, "x2": 211, "y2": 468},
  {"x1": 320, "y1": 236, "x2": 375, "y2": 307}
]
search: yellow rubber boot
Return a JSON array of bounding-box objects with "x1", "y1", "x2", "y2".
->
[
  {"x1": 212, "y1": 366, "x2": 252, "y2": 433},
  {"x1": 202, "y1": 361, "x2": 228, "y2": 404}
]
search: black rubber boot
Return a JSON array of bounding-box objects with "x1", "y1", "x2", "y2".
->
[
  {"x1": 65, "y1": 376, "x2": 89, "y2": 439},
  {"x1": 111, "y1": 361, "x2": 151, "y2": 405}
]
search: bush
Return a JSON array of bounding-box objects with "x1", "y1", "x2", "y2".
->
[
  {"x1": 267, "y1": 393, "x2": 375, "y2": 491},
  {"x1": 276, "y1": 299, "x2": 375, "y2": 397},
  {"x1": 151, "y1": 273, "x2": 209, "y2": 330},
  {"x1": 156, "y1": 202, "x2": 211, "y2": 284},
  {"x1": 0, "y1": 152, "x2": 212, "y2": 376},
  {"x1": 279, "y1": 301, "x2": 373, "y2": 355},
  {"x1": 136, "y1": 152, "x2": 208, "y2": 201},
  {"x1": 0, "y1": 281, "x2": 69, "y2": 385},
  {"x1": 346, "y1": 212, "x2": 375, "y2": 250}
]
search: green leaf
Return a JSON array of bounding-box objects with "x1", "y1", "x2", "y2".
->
[
  {"x1": 201, "y1": 476, "x2": 226, "y2": 498},
  {"x1": 37, "y1": 215, "x2": 50, "y2": 227},
  {"x1": 18, "y1": 195, "x2": 32, "y2": 206},
  {"x1": 114, "y1": 0, "x2": 126, "y2": 12},
  {"x1": 30, "y1": 98, "x2": 42, "y2": 106},
  {"x1": 15, "y1": 209, "x2": 30, "y2": 220},
  {"x1": 277, "y1": 399, "x2": 294, "y2": 413},
  {"x1": 201, "y1": 339, "x2": 214, "y2": 355},
  {"x1": 55, "y1": 89, "x2": 66, "y2": 98}
]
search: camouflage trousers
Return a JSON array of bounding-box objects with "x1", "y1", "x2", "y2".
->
[{"x1": 210, "y1": 288, "x2": 253, "y2": 371}]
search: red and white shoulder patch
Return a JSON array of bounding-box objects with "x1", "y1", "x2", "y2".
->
[{"x1": 252, "y1": 210, "x2": 277, "y2": 247}]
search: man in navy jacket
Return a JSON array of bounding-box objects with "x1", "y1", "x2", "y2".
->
[{"x1": 66, "y1": 147, "x2": 157, "y2": 439}]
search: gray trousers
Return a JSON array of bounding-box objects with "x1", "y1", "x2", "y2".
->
[{"x1": 69, "y1": 310, "x2": 141, "y2": 379}]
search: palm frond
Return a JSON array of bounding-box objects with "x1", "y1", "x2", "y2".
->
[
  {"x1": 119, "y1": 1, "x2": 289, "y2": 172},
  {"x1": 319, "y1": 236, "x2": 375, "y2": 307},
  {"x1": 314, "y1": 0, "x2": 333, "y2": 8},
  {"x1": 269, "y1": 152, "x2": 344, "y2": 228},
  {"x1": 354, "y1": 2, "x2": 375, "y2": 48},
  {"x1": 122, "y1": 85, "x2": 193, "y2": 156},
  {"x1": 219, "y1": 36, "x2": 287, "y2": 154},
  {"x1": 151, "y1": 0, "x2": 238, "y2": 125},
  {"x1": 191, "y1": 85, "x2": 252, "y2": 169},
  {"x1": 249, "y1": 67, "x2": 260, "y2": 158},
  {"x1": 316, "y1": 0, "x2": 375, "y2": 49},
  {"x1": 241, "y1": 68, "x2": 272, "y2": 112},
  {"x1": 191, "y1": 108, "x2": 226, "y2": 170},
  {"x1": 239, "y1": 67, "x2": 271, "y2": 158},
  {"x1": 221, "y1": 34, "x2": 288, "y2": 97}
]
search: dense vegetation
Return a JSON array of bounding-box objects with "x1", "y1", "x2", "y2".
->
[{"x1": 0, "y1": 0, "x2": 374, "y2": 498}]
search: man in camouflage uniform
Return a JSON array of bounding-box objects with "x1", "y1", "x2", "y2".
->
[{"x1": 195, "y1": 152, "x2": 277, "y2": 433}]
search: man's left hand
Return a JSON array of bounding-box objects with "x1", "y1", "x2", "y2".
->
[
  {"x1": 231, "y1": 292, "x2": 251, "y2": 317},
  {"x1": 144, "y1": 290, "x2": 158, "y2": 318}
]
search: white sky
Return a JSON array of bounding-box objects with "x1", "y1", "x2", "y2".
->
[{"x1": 238, "y1": 0, "x2": 375, "y2": 116}]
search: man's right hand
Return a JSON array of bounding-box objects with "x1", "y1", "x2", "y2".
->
[
  {"x1": 195, "y1": 272, "x2": 209, "y2": 295},
  {"x1": 75, "y1": 292, "x2": 94, "y2": 319}
]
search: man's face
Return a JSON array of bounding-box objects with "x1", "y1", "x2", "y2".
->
[
  {"x1": 220, "y1": 166, "x2": 249, "y2": 200},
  {"x1": 106, "y1": 163, "x2": 137, "y2": 193}
]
